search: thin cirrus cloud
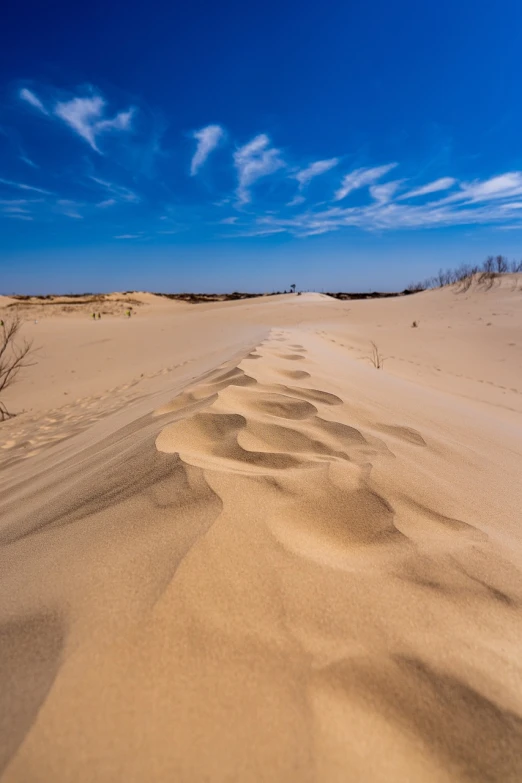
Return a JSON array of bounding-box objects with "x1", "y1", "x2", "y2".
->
[
  {"x1": 0, "y1": 177, "x2": 52, "y2": 195},
  {"x1": 334, "y1": 163, "x2": 398, "y2": 201},
  {"x1": 398, "y1": 177, "x2": 456, "y2": 200},
  {"x1": 294, "y1": 158, "x2": 339, "y2": 189},
  {"x1": 1, "y1": 198, "x2": 37, "y2": 221},
  {"x1": 20, "y1": 154, "x2": 38, "y2": 169},
  {"x1": 10, "y1": 93, "x2": 522, "y2": 239},
  {"x1": 287, "y1": 194, "x2": 306, "y2": 207},
  {"x1": 369, "y1": 180, "x2": 402, "y2": 204},
  {"x1": 4, "y1": 213, "x2": 33, "y2": 221},
  {"x1": 19, "y1": 84, "x2": 138, "y2": 157},
  {"x1": 246, "y1": 169, "x2": 522, "y2": 237},
  {"x1": 234, "y1": 133, "x2": 285, "y2": 204},
  {"x1": 2, "y1": 205, "x2": 30, "y2": 214},
  {"x1": 190, "y1": 125, "x2": 225, "y2": 175},
  {"x1": 439, "y1": 172, "x2": 522, "y2": 205},
  {"x1": 54, "y1": 96, "x2": 134, "y2": 153},
  {"x1": 56, "y1": 199, "x2": 83, "y2": 219},
  {"x1": 89, "y1": 176, "x2": 139, "y2": 203},
  {"x1": 19, "y1": 88, "x2": 48, "y2": 115}
]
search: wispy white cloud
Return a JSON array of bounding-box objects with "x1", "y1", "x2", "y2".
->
[
  {"x1": 287, "y1": 194, "x2": 306, "y2": 207},
  {"x1": 190, "y1": 124, "x2": 224, "y2": 175},
  {"x1": 20, "y1": 154, "x2": 38, "y2": 168},
  {"x1": 19, "y1": 88, "x2": 48, "y2": 115},
  {"x1": 220, "y1": 216, "x2": 238, "y2": 224},
  {"x1": 220, "y1": 164, "x2": 522, "y2": 238},
  {"x1": 54, "y1": 95, "x2": 134, "y2": 153},
  {"x1": 399, "y1": 177, "x2": 456, "y2": 199},
  {"x1": 294, "y1": 158, "x2": 339, "y2": 189},
  {"x1": 370, "y1": 180, "x2": 402, "y2": 204},
  {"x1": 90, "y1": 176, "x2": 139, "y2": 203},
  {"x1": 96, "y1": 198, "x2": 116, "y2": 208},
  {"x1": 2, "y1": 204, "x2": 30, "y2": 213},
  {"x1": 56, "y1": 199, "x2": 83, "y2": 219},
  {"x1": 439, "y1": 172, "x2": 522, "y2": 205},
  {"x1": 234, "y1": 134, "x2": 285, "y2": 204},
  {"x1": 0, "y1": 177, "x2": 52, "y2": 195},
  {"x1": 226, "y1": 226, "x2": 287, "y2": 238},
  {"x1": 334, "y1": 163, "x2": 398, "y2": 201},
  {"x1": 4, "y1": 213, "x2": 33, "y2": 221},
  {"x1": 114, "y1": 233, "x2": 141, "y2": 239}
]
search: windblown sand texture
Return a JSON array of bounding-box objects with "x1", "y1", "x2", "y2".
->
[{"x1": 1, "y1": 278, "x2": 522, "y2": 782}]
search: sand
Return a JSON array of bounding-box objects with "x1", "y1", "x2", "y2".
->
[{"x1": 1, "y1": 278, "x2": 522, "y2": 782}]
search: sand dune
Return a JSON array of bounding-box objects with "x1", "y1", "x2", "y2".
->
[{"x1": 1, "y1": 283, "x2": 522, "y2": 781}]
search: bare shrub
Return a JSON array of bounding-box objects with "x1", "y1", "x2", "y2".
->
[
  {"x1": 0, "y1": 316, "x2": 36, "y2": 421},
  {"x1": 453, "y1": 264, "x2": 478, "y2": 292},
  {"x1": 483, "y1": 256, "x2": 495, "y2": 274},
  {"x1": 436, "y1": 269, "x2": 446, "y2": 287},
  {"x1": 495, "y1": 255, "x2": 508, "y2": 274},
  {"x1": 411, "y1": 320, "x2": 419, "y2": 328},
  {"x1": 477, "y1": 270, "x2": 498, "y2": 290},
  {"x1": 368, "y1": 341, "x2": 385, "y2": 369},
  {"x1": 411, "y1": 255, "x2": 518, "y2": 296}
]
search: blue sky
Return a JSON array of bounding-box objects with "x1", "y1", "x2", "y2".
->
[{"x1": 1, "y1": 0, "x2": 522, "y2": 292}]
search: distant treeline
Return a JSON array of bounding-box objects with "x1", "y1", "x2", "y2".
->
[
  {"x1": 156, "y1": 291, "x2": 284, "y2": 304},
  {"x1": 325, "y1": 290, "x2": 415, "y2": 301},
  {"x1": 407, "y1": 255, "x2": 522, "y2": 293}
]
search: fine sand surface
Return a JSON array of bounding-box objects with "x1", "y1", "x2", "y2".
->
[{"x1": 1, "y1": 280, "x2": 522, "y2": 781}]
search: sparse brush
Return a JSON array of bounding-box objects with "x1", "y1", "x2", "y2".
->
[
  {"x1": 477, "y1": 271, "x2": 498, "y2": 290},
  {"x1": 0, "y1": 315, "x2": 37, "y2": 421},
  {"x1": 409, "y1": 255, "x2": 521, "y2": 294},
  {"x1": 368, "y1": 341, "x2": 385, "y2": 369},
  {"x1": 411, "y1": 320, "x2": 419, "y2": 328}
]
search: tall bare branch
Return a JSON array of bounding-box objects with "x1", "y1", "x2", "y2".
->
[{"x1": 0, "y1": 315, "x2": 36, "y2": 421}]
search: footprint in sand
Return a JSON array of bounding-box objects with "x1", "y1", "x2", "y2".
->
[
  {"x1": 276, "y1": 385, "x2": 343, "y2": 406},
  {"x1": 277, "y1": 353, "x2": 306, "y2": 361},
  {"x1": 276, "y1": 369, "x2": 311, "y2": 380},
  {"x1": 374, "y1": 424, "x2": 427, "y2": 447},
  {"x1": 236, "y1": 392, "x2": 317, "y2": 420}
]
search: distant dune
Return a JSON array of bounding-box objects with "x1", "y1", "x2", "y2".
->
[{"x1": 1, "y1": 281, "x2": 521, "y2": 781}]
